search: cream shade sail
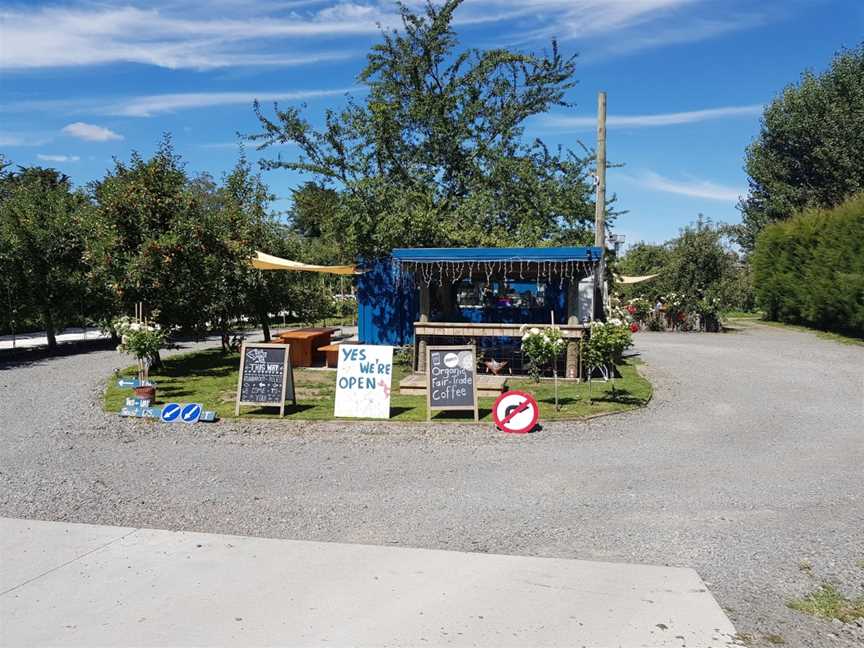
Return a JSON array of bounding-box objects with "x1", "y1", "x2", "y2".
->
[
  {"x1": 617, "y1": 274, "x2": 659, "y2": 285},
  {"x1": 251, "y1": 251, "x2": 360, "y2": 275}
]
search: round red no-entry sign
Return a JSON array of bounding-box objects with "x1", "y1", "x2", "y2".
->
[{"x1": 492, "y1": 390, "x2": 539, "y2": 434}]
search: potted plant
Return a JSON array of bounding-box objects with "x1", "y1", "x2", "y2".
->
[{"x1": 113, "y1": 316, "x2": 167, "y2": 401}]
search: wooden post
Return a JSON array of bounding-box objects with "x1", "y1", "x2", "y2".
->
[
  {"x1": 417, "y1": 285, "x2": 430, "y2": 372},
  {"x1": 594, "y1": 91, "x2": 607, "y2": 249},
  {"x1": 565, "y1": 281, "x2": 580, "y2": 380},
  {"x1": 594, "y1": 91, "x2": 607, "y2": 320}
]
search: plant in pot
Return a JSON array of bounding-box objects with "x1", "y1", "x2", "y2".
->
[{"x1": 114, "y1": 316, "x2": 167, "y2": 401}]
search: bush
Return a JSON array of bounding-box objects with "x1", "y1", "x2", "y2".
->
[
  {"x1": 585, "y1": 320, "x2": 633, "y2": 374},
  {"x1": 520, "y1": 325, "x2": 566, "y2": 382},
  {"x1": 752, "y1": 193, "x2": 864, "y2": 336}
]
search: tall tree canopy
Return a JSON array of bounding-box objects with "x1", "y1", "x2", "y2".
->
[
  {"x1": 0, "y1": 167, "x2": 92, "y2": 348},
  {"x1": 738, "y1": 44, "x2": 864, "y2": 251},
  {"x1": 250, "y1": 0, "x2": 601, "y2": 259}
]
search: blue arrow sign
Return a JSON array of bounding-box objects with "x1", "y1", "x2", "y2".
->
[
  {"x1": 160, "y1": 403, "x2": 181, "y2": 423},
  {"x1": 180, "y1": 403, "x2": 202, "y2": 424}
]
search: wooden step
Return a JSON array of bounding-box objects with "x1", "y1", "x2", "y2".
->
[{"x1": 399, "y1": 373, "x2": 507, "y2": 397}]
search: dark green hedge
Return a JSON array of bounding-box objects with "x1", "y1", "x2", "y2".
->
[{"x1": 752, "y1": 193, "x2": 864, "y2": 336}]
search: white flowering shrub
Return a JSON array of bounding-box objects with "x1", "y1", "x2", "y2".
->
[
  {"x1": 520, "y1": 325, "x2": 566, "y2": 382},
  {"x1": 585, "y1": 320, "x2": 633, "y2": 378},
  {"x1": 113, "y1": 316, "x2": 167, "y2": 362}
]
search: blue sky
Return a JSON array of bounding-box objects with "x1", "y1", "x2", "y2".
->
[{"x1": 1, "y1": 0, "x2": 862, "y2": 246}]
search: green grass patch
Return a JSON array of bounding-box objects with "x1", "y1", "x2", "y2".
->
[
  {"x1": 787, "y1": 585, "x2": 864, "y2": 624},
  {"x1": 104, "y1": 349, "x2": 652, "y2": 422},
  {"x1": 724, "y1": 315, "x2": 864, "y2": 346},
  {"x1": 722, "y1": 310, "x2": 763, "y2": 320}
]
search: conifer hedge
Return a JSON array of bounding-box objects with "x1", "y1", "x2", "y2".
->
[{"x1": 752, "y1": 194, "x2": 864, "y2": 336}]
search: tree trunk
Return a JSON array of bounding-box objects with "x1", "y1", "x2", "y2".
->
[
  {"x1": 258, "y1": 306, "x2": 271, "y2": 342},
  {"x1": 42, "y1": 308, "x2": 57, "y2": 352},
  {"x1": 150, "y1": 350, "x2": 163, "y2": 370}
]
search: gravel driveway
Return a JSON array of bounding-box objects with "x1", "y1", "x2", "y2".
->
[{"x1": 1, "y1": 326, "x2": 862, "y2": 647}]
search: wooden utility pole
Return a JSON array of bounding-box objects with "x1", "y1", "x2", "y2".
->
[{"x1": 594, "y1": 91, "x2": 607, "y2": 249}]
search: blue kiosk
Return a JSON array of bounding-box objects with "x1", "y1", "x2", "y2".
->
[{"x1": 357, "y1": 247, "x2": 601, "y2": 381}]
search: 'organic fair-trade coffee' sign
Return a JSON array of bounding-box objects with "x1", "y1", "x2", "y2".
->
[
  {"x1": 333, "y1": 344, "x2": 393, "y2": 419},
  {"x1": 426, "y1": 345, "x2": 478, "y2": 421}
]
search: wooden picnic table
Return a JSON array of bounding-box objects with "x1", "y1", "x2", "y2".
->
[{"x1": 274, "y1": 327, "x2": 339, "y2": 367}]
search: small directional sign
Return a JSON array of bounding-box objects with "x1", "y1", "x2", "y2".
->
[
  {"x1": 120, "y1": 406, "x2": 161, "y2": 418},
  {"x1": 180, "y1": 403, "x2": 202, "y2": 424},
  {"x1": 120, "y1": 401, "x2": 216, "y2": 423},
  {"x1": 117, "y1": 378, "x2": 156, "y2": 389},
  {"x1": 160, "y1": 402, "x2": 182, "y2": 423}
]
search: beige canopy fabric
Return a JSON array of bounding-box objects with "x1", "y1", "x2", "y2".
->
[
  {"x1": 251, "y1": 251, "x2": 360, "y2": 275},
  {"x1": 617, "y1": 273, "x2": 659, "y2": 285}
]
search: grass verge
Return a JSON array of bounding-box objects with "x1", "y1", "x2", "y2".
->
[
  {"x1": 787, "y1": 585, "x2": 864, "y2": 624},
  {"x1": 724, "y1": 315, "x2": 864, "y2": 347},
  {"x1": 104, "y1": 348, "x2": 652, "y2": 422}
]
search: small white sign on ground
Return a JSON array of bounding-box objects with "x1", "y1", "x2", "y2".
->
[{"x1": 334, "y1": 344, "x2": 393, "y2": 419}]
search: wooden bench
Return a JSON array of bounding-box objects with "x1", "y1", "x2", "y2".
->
[
  {"x1": 318, "y1": 343, "x2": 341, "y2": 368},
  {"x1": 274, "y1": 327, "x2": 339, "y2": 367}
]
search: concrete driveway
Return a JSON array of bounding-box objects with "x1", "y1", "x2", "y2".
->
[{"x1": 0, "y1": 325, "x2": 862, "y2": 647}]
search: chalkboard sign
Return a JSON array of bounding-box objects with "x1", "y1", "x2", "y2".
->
[
  {"x1": 426, "y1": 345, "x2": 478, "y2": 421},
  {"x1": 235, "y1": 342, "x2": 296, "y2": 417}
]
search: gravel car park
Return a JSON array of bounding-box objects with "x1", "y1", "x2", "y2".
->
[{"x1": 1, "y1": 325, "x2": 862, "y2": 648}]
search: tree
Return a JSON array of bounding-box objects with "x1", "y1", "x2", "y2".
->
[
  {"x1": 738, "y1": 45, "x2": 864, "y2": 250},
  {"x1": 618, "y1": 217, "x2": 753, "y2": 315},
  {"x1": 287, "y1": 182, "x2": 345, "y2": 265},
  {"x1": 0, "y1": 167, "x2": 91, "y2": 350},
  {"x1": 616, "y1": 241, "x2": 670, "y2": 300},
  {"x1": 249, "y1": 0, "x2": 603, "y2": 259},
  {"x1": 663, "y1": 216, "x2": 736, "y2": 308},
  {"x1": 89, "y1": 137, "x2": 223, "y2": 334},
  {"x1": 210, "y1": 154, "x2": 301, "y2": 344}
]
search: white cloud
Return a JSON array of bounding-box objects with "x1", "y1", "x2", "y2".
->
[
  {"x1": 0, "y1": 0, "x2": 767, "y2": 71},
  {"x1": 628, "y1": 171, "x2": 744, "y2": 202},
  {"x1": 0, "y1": 4, "x2": 392, "y2": 70},
  {"x1": 105, "y1": 87, "x2": 358, "y2": 117},
  {"x1": 36, "y1": 154, "x2": 80, "y2": 163},
  {"x1": 543, "y1": 104, "x2": 763, "y2": 130},
  {"x1": 578, "y1": 14, "x2": 767, "y2": 62},
  {"x1": 0, "y1": 132, "x2": 51, "y2": 146},
  {"x1": 0, "y1": 87, "x2": 359, "y2": 118},
  {"x1": 62, "y1": 122, "x2": 123, "y2": 142}
]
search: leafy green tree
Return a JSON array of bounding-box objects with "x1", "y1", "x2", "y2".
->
[
  {"x1": 250, "y1": 0, "x2": 602, "y2": 259},
  {"x1": 0, "y1": 167, "x2": 91, "y2": 349},
  {"x1": 211, "y1": 154, "x2": 302, "y2": 343},
  {"x1": 739, "y1": 45, "x2": 864, "y2": 250},
  {"x1": 663, "y1": 217, "x2": 736, "y2": 308},
  {"x1": 89, "y1": 137, "x2": 225, "y2": 334},
  {"x1": 616, "y1": 242, "x2": 669, "y2": 301},
  {"x1": 618, "y1": 218, "x2": 754, "y2": 314},
  {"x1": 287, "y1": 182, "x2": 345, "y2": 265}
]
